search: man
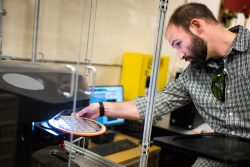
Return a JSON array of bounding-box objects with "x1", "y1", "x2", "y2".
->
[{"x1": 75, "y1": 3, "x2": 250, "y2": 167}]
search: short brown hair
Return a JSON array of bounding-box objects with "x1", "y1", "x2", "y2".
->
[{"x1": 168, "y1": 3, "x2": 218, "y2": 32}]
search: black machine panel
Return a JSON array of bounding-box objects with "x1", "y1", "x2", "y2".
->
[
  {"x1": 170, "y1": 102, "x2": 204, "y2": 130},
  {"x1": 0, "y1": 61, "x2": 90, "y2": 122},
  {"x1": 153, "y1": 133, "x2": 250, "y2": 165}
]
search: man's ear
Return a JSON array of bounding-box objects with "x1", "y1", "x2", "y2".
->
[{"x1": 189, "y1": 19, "x2": 204, "y2": 35}]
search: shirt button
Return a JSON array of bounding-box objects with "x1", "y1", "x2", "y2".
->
[
  {"x1": 224, "y1": 69, "x2": 228, "y2": 73},
  {"x1": 227, "y1": 90, "x2": 230, "y2": 94},
  {"x1": 231, "y1": 131, "x2": 235, "y2": 135},
  {"x1": 229, "y1": 112, "x2": 233, "y2": 116}
]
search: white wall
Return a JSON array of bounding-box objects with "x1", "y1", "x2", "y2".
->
[{"x1": 2, "y1": 0, "x2": 222, "y2": 86}]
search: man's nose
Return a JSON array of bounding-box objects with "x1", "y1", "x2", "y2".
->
[{"x1": 177, "y1": 50, "x2": 185, "y2": 59}]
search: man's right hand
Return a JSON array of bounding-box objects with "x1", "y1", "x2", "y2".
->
[{"x1": 72, "y1": 102, "x2": 101, "y2": 119}]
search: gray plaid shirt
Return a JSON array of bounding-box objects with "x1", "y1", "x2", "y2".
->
[{"x1": 135, "y1": 25, "x2": 250, "y2": 166}]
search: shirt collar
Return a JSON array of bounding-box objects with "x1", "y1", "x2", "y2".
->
[
  {"x1": 229, "y1": 25, "x2": 249, "y2": 52},
  {"x1": 206, "y1": 25, "x2": 248, "y2": 69}
]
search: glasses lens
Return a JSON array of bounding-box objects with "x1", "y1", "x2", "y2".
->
[{"x1": 211, "y1": 68, "x2": 225, "y2": 101}]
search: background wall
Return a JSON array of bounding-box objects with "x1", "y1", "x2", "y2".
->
[{"x1": 2, "y1": 0, "x2": 225, "y2": 87}]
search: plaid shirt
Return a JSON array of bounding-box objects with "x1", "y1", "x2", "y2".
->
[{"x1": 136, "y1": 25, "x2": 250, "y2": 167}]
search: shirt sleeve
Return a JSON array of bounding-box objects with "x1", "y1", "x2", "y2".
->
[{"x1": 135, "y1": 69, "x2": 192, "y2": 120}]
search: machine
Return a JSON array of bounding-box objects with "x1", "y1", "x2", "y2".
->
[{"x1": 0, "y1": 61, "x2": 90, "y2": 167}]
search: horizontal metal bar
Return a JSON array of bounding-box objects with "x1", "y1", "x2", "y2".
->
[{"x1": 11, "y1": 57, "x2": 122, "y2": 67}]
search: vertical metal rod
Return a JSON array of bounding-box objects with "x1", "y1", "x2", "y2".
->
[
  {"x1": 0, "y1": 0, "x2": 4, "y2": 55},
  {"x1": 139, "y1": 0, "x2": 168, "y2": 167},
  {"x1": 68, "y1": 0, "x2": 85, "y2": 166},
  {"x1": 31, "y1": 0, "x2": 40, "y2": 63},
  {"x1": 86, "y1": 0, "x2": 97, "y2": 63},
  {"x1": 0, "y1": 0, "x2": 3, "y2": 55}
]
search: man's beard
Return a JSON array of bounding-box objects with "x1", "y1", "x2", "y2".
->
[{"x1": 189, "y1": 34, "x2": 208, "y2": 69}]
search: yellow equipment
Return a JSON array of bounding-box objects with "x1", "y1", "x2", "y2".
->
[{"x1": 120, "y1": 52, "x2": 170, "y2": 100}]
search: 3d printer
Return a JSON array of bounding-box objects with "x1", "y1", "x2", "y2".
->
[{"x1": 0, "y1": 61, "x2": 90, "y2": 167}]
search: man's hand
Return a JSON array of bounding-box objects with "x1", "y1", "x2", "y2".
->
[{"x1": 72, "y1": 103, "x2": 100, "y2": 119}]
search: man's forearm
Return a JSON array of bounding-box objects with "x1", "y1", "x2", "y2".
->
[{"x1": 104, "y1": 100, "x2": 141, "y2": 120}]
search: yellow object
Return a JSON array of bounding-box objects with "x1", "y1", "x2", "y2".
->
[{"x1": 120, "y1": 52, "x2": 170, "y2": 100}]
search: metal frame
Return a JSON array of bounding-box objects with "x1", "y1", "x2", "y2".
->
[
  {"x1": 64, "y1": 139, "x2": 124, "y2": 167},
  {"x1": 139, "y1": 0, "x2": 168, "y2": 167},
  {"x1": 27, "y1": 0, "x2": 168, "y2": 166},
  {"x1": 31, "y1": 0, "x2": 40, "y2": 63},
  {"x1": 0, "y1": 0, "x2": 6, "y2": 56}
]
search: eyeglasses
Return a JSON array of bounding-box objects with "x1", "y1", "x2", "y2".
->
[{"x1": 211, "y1": 67, "x2": 226, "y2": 101}]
